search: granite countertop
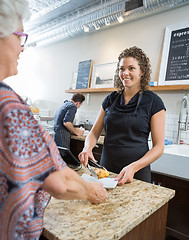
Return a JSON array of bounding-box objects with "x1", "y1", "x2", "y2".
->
[
  {"x1": 71, "y1": 135, "x2": 104, "y2": 145},
  {"x1": 43, "y1": 167, "x2": 175, "y2": 240}
]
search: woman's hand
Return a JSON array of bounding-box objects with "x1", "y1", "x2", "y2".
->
[
  {"x1": 78, "y1": 148, "x2": 96, "y2": 167},
  {"x1": 87, "y1": 182, "x2": 107, "y2": 204},
  {"x1": 115, "y1": 165, "x2": 135, "y2": 185}
]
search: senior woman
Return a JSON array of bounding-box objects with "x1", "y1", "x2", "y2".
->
[{"x1": 0, "y1": 0, "x2": 107, "y2": 239}]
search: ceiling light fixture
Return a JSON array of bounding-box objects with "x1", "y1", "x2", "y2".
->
[
  {"x1": 117, "y1": 15, "x2": 124, "y2": 23},
  {"x1": 83, "y1": 25, "x2": 90, "y2": 32},
  {"x1": 93, "y1": 22, "x2": 100, "y2": 30},
  {"x1": 105, "y1": 18, "x2": 110, "y2": 26}
]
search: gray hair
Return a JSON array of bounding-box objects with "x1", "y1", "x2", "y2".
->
[{"x1": 0, "y1": 0, "x2": 30, "y2": 38}]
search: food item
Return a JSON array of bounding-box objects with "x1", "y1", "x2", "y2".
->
[
  {"x1": 29, "y1": 106, "x2": 40, "y2": 113},
  {"x1": 94, "y1": 168, "x2": 109, "y2": 179}
]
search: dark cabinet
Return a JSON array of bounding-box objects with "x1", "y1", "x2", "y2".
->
[
  {"x1": 70, "y1": 139, "x2": 84, "y2": 159},
  {"x1": 151, "y1": 171, "x2": 189, "y2": 240}
]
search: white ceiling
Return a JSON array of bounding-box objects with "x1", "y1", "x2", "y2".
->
[{"x1": 25, "y1": 0, "x2": 189, "y2": 48}]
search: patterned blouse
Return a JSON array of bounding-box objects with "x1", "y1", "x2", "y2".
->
[{"x1": 0, "y1": 82, "x2": 67, "y2": 240}]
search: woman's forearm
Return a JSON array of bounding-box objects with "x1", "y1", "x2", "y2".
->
[
  {"x1": 115, "y1": 144, "x2": 164, "y2": 185},
  {"x1": 84, "y1": 131, "x2": 99, "y2": 151},
  {"x1": 131, "y1": 144, "x2": 164, "y2": 173},
  {"x1": 42, "y1": 167, "x2": 107, "y2": 203}
]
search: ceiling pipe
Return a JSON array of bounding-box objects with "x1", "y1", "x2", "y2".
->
[{"x1": 25, "y1": 0, "x2": 189, "y2": 48}]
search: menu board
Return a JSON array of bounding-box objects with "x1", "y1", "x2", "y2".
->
[
  {"x1": 76, "y1": 60, "x2": 93, "y2": 89},
  {"x1": 165, "y1": 26, "x2": 189, "y2": 81},
  {"x1": 158, "y1": 22, "x2": 189, "y2": 85}
]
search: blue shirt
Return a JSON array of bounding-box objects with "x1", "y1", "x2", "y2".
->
[{"x1": 54, "y1": 100, "x2": 77, "y2": 131}]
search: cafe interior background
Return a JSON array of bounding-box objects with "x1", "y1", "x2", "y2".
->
[{"x1": 5, "y1": 0, "x2": 189, "y2": 144}]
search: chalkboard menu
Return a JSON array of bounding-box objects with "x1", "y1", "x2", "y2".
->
[
  {"x1": 165, "y1": 26, "x2": 189, "y2": 81},
  {"x1": 158, "y1": 22, "x2": 189, "y2": 85},
  {"x1": 76, "y1": 60, "x2": 93, "y2": 89}
]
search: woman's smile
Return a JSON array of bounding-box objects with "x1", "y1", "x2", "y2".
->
[{"x1": 119, "y1": 57, "x2": 142, "y2": 90}]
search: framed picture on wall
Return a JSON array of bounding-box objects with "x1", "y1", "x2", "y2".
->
[
  {"x1": 158, "y1": 21, "x2": 189, "y2": 85},
  {"x1": 91, "y1": 62, "x2": 117, "y2": 88}
]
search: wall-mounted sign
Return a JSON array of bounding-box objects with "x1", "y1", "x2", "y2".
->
[
  {"x1": 158, "y1": 21, "x2": 189, "y2": 85},
  {"x1": 76, "y1": 60, "x2": 93, "y2": 89}
]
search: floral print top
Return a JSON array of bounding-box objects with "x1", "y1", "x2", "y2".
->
[{"x1": 0, "y1": 82, "x2": 67, "y2": 240}]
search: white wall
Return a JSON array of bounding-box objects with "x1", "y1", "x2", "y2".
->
[{"x1": 5, "y1": 4, "x2": 189, "y2": 122}]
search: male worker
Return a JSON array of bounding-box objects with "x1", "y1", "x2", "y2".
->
[{"x1": 54, "y1": 93, "x2": 85, "y2": 149}]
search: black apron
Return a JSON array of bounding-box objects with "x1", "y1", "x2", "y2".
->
[
  {"x1": 100, "y1": 92, "x2": 151, "y2": 182},
  {"x1": 54, "y1": 128, "x2": 71, "y2": 149}
]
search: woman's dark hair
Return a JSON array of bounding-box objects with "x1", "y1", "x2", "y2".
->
[
  {"x1": 114, "y1": 46, "x2": 151, "y2": 92},
  {"x1": 71, "y1": 93, "x2": 85, "y2": 103}
]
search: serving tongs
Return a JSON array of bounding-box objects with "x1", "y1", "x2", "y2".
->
[
  {"x1": 87, "y1": 159, "x2": 107, "y2": 179},
  {"x1": 87, "y1": 163, "x2": 98, "y2": 179},
  {"x1": 88, "y1": 159, "x2": 107, "y2": 170}
]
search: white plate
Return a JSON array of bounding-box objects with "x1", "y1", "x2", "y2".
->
[{"x1": 81, "y1": 173, "x2": 118, "y2": 188}]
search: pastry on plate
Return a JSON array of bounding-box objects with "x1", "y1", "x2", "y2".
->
[{"x1": 94, "y1": 168, "x2": 109, "y2": 179}]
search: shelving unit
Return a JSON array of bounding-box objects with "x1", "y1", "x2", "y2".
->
[
  {"x1": 65, "y1": 85, "x2": 189, "y2": 93},
  {"x1": 66, "y1": 87, "x2": 116, "y2": 93}
]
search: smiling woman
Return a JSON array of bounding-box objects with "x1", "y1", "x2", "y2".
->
[{"x1": 79, "y1": 46, "x2": 166, "y2": 185}]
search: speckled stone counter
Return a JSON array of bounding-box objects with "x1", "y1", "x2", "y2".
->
[
  {"x1": 42, "y1": 167, "x2": 175, "y2": 240},
  {"x1": 71, "y1": 135, "x2": 104, "y2": 145}
]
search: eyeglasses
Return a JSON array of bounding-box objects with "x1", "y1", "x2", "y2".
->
[{"x1": 13, "y1": 31, "x2": 28, "y2": 47}]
